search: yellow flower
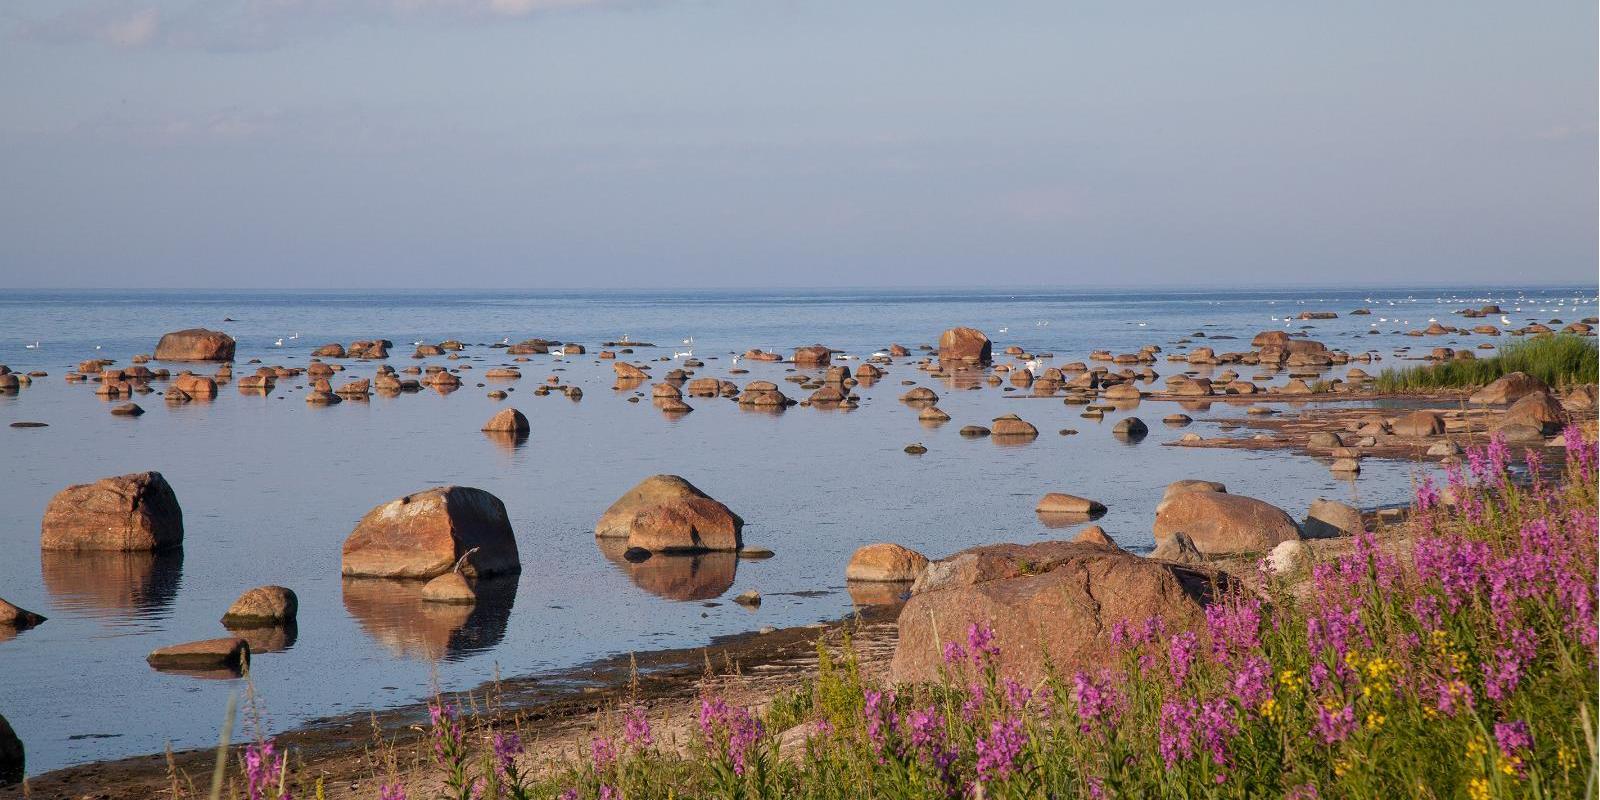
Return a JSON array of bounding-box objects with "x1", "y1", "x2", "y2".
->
[
  {"x1": 1466, "y1": 737, "x2": 1487, "y2": 758},
  {"x1": 1558, "y1": 744, "x2": 1576, "y2": 771},
  {"x1": 1260, "y1": 697, "x2": 1279, "y2": 721},
  {"x1": 1364, "y1": 711, "x2": 1386, "y2": 729},
  {"x1": 1468, "y1": 777, "x2": 1490, "y2": 800}
]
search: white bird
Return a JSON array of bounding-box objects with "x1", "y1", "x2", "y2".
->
[
  {"x1": 998, "y1": 327, "x2": 1008, "y2": 334},
  {"x1": 1500, "y1": 315, "x2": 1512, "y2": 326},
  {"x1": 870, "y1": 351, "x2": 888, "y2": 358},
  {"x1": 289, "y1": 332, "x2": 300, "y2": 340},
  {"x1": 274, "y1": 338, "x2": 284, "y2": 347},
  {"x1": 682, "y1": 336, "x2": 694, "y2": 346},
  {"x1": 1023, "y1": 358, "x2": 1040, "y2": 375},
  {"x1": 500, "y1": 337, "x2": 510, "y2": 345},
  {"x1": 730, "y1": 355, "x2": 741, "y2": 366},
  {"x1": 24, "y1": 340, "x2": 39, "y2": 349},
  {"x1": 94, "y1": 345, "x2": 101, "y2": 350},
  {"x1": 673, "y1": 350, "x2": 693, "y2": 359},
  {"x1": 1427, "y1": 317, "x2": 1437, "y2": 323},
  {"x1": 1035, "y1": 320, "x2": 1049, "y2": 327},
  {"x1": 1137, "y1": 322, "x2": 1148, "y2": 327}
]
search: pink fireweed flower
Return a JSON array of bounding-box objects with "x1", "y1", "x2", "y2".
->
[
  {"x1": 378, "y1": 784, "x2": 407, "y2": 800},
  {"x1": 1230, "y1": 655, "x2": 1274, "y2": 712},
  {"x1": 1002, "y1": 677, "x2": 1033, "y2": 711},
  {"x1": 961, "y1": 681, "x2": 987, "y2": 721},
  {"x1": 622, "y1": 706, "x2": 653, "y2": 749},
  {"x1": 1312, "y1": 703, "x2": 1356, "y2": 745},
  {"x1": 1415, "y1": 474, "x2": 1441, "y2": 511},
  {"x1": 491, "y1": 732, "x2": 522, "y2": 777},
  {"x1": 1494, "y1": 720, "x2": 1533, "y2": 776},
  {"x1": 1157, "y1": 698, "x2": 1197, "y2": 768},
  {"x1": 903, "y1": 705, "x2": 956, "y2": 772},
  {"x1": 974, "y1": 717, "x2": 1027, "y2": 782},
  {"x1": 599, "y1": 784, "x2": 618, "y2": 800},
  {"x1": 1483, "y1": 648, "x2": 1525, "y2": 702},
  {"x1": 698, "y1": 698, "x2": 764, "y2": 776},
  {"x1": 1070, "y1": 670, "x2": 1124, "y2": 733},
  {"x1": 1434, "y1": 679, "x2": 1475, "y2": 717},
  {"x1": 590, "y1": 736, "x2": 618, "y2": 772},
  {"x1": 1168, "y1": 632, "x2": 1198, "y2": 687},
  {"x1": 1199, "y1": 697, "x2": 1239, "y2": 770},
  {"x1": 243, "y1": 740, "x2": 287, "y2": 800},
  {"x1": 1206, "y1": 595, "x2": 1263, "y2": 665},
  {"x1": 558, "y1": 790, "x2": 578, "y2": 800},
  {"x1": 862, "y1": 689, "x2": 898, "y2": 754},
  {"x1": 942, "y1": 640, "x2": 967, "y2": 665},
  {"x1": 966, "y1": 622, "x2": 1000, "y2": 666}
]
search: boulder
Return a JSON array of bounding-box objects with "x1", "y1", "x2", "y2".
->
[
  {"x1": 171, "y1": 373, "x2": 218, "y2": 399},
  {"x1": 312, "y1": 343, "x2": 346, "y2": 358},
  {"x1": 481, "y1": 408, "x2": 530, "y2": 434},
  {"x1": 892, "y1": 541, "x2": 1225, "y2": 683},
  {"x1": 1563, "y1": 385, "x2": 1597, "y2": 411},
  {"x1": 147, "y1": 638, "x2": 250, "y2": 672},
  {"x1": 341, "y1": 486, "x2": 520, "y2": 579},
  {"x1": 0, "y1": 712, "x2": 20, "y2": 785},
  {"x1": 1391, "y1": 410, "x2": 1445, "y2": 437},
  {"x1": 959, "y1": 425, "x2": 990, "y2": 437},
  {"x1": 1149, "y1": 531, "x2": 1204, "y2": 564},
  {"x1": 845, "y1": 543, "x2": 929, "y2": 582},
  {"x1": 990, "y1": 414, "x2": 1038, "y2": 437},
  {"x1": 41, "y1": 472, "x2": 183, "y2": 552},
  {"x1": 1468, "y1": 372, "x2": 1551, "y2": 405},
  {"x1": 900, "y1": 387, "x2": 939, "y2": 403},
  {"x1": 613, "y1": 362, "x2": 651, "y2": 380},
  {"x1": 1158, "y1": 480, "x2": 1226, "y2": 509},
  {"x1": 1112, "y1": 417, "x2": 1148, "y2": 438},
  {"x1": 1035, "y1": 493, "x2": 1106, "y2": 515},
  {"x1": 793, "y1": 345, "x2": 833, "y2": 367},
  {"x1": 1303, "y1": 499, "x2": 1362, "y2": 539},
  {"x1": 937, "y1": 327, "x2": 992, "y2": 364},
  {"x1": 154, "y1": 329, "x2": 235, "y2": 362},
  {"x1": 1307, "y1": 431, "x2": 1344, "y2": 449},
  {"x1": 1497, "y1": 423, "x2": 1547, "y2": 443},
  {"x1": 0, "y1": 597, "x2": 46, "y2": 630},
  {"x1": 110, "y1": 402, "x2": 144, "y2": 417},
  {"x1": 1152, "y1": 491, "x2": 1300, "y2": 555},
  {"x1": 594, "y1": 475, "x2": 743, "y2": 553},
  {"x1": 1103, "y1": 383, "x2": 1142, "y2": 400},
  {"x1": 1072, "y1": 525, "x2": 1119, "y2": 549},
  {"x1": 1502, "y1": 391, "x2": 1566, "y2": 435},
  {"x1": 918, "y1": 406, "x2": 951, "y2": 422},
  {"x1": 421, "y1": 572, "x2": 476, "y2": 605},
  {"x1": 221, "y1": 586, "x2": 298, "y2": 627}
]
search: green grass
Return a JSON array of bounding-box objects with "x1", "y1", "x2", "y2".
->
[{"x1": 1373, "y1": 334, "x2": 1598, "y2": 393}]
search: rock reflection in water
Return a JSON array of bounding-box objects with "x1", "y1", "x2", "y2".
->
[
  {"x1": 341, "y1": 575, "x2": 515, "y2": 662},
  {"x1": 846, "y1": 581, "x2": 912, "y2": 607},
  {"x1": 225, "y1": 622, "x2": 299, "y2": 654},
  {"x1": 41, "y1": 550, "x2": 183, "y2": 619},
  {"x1": 597, "y1": 538, "x2": 736, "y2": 601},
  {"x1": 482, "y1": 430, "x2": 529, "y2": 453}
]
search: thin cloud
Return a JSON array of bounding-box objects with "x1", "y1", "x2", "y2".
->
[{"x1": 12, "y1": 0, "x2": 618, "y2": 51}]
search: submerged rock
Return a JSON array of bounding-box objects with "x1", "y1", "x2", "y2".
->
[{"x1": 147, "y1": 637, "x2": 250, "y2": 673}]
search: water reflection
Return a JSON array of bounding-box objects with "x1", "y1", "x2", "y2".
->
[
  {"x1": 597, "y1": 538, "x2": 737, "y2": 601},
  {"x1": 341, "y1": 575, "x2": 516, "y2": 662},
  {"x1": 41, "y1": 550, "x2": 184, "y2": 619},
  {"x1": 847, "y1": 581, "x2": 911, "y2": 607},
  {"x1": 225, "y1": 622, "x2": 299, "y2": 654},
  {"x1": 483, "y1": 431, "x2": 530, "y2": 452}
]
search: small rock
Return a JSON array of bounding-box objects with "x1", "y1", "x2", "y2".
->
[
  {"x1": 147, "y1": 638, "x2": 250, "y2": 673},
  {"x1": 846, "y1": 543, "x2": 929, "y2": 582},
  {"x1": 1035, "y1": 493, "x2": 1106, "y2": 515},
  {"x1": 1112, "y1": 417, "x2": 1148, "y2": 438},
  {"x1": 221, "y1": 586, "x2": 298, "y2": 627},
  {"x1": 734, "y1": 590, "x2": 762, "y2": 607},
  {"x1": 110, "y1": 402, "x2": 144, "y2": 416},
  {"x1": 904, "y1": 443, "x2": 928, "y2": 454}
]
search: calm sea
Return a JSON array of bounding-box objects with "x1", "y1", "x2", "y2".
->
[{"x1": 0, "y1": 287, "x2": 1592, "y2": 773}]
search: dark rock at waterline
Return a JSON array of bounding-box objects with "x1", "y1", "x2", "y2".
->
[
  {"x1": 41, "y1": 471, "x2": 183, "y2": 552},
  {"x1": 147, "y1": 637, "x2": 250, "y2": 673},
  {"x1": 0, "y1": 597, "x2": 46, "y2": 632},
  {"x1": 341, "y1": 486, "x2": 521, "y2": 579},
  {"x1": 110, "y1": 402, "x2": 144, "y2": 416},
  {"x1": 0, "y1": 712, "x2": 21, "y2": 785},
  {"x1": 9, "y1": 422, "x2": 47, "y2": 428}
]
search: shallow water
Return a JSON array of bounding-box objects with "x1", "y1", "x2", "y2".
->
[{"x1": 0, "y1": 286, "x2": 1592, "y2": 773}]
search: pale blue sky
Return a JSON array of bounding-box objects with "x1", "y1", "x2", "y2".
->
[{"x1": 1, "y1": 1, "x2": 1594, "y2": 288}]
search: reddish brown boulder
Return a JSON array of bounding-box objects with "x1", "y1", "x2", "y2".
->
[
  {"x1": 794, "y1": 345, "x2": 833, "y2": 367},
  {"x1": 41, "y1": 472, "x2": 183, "y2": 552},
  {"x1": 990, "y1": 414, "x2": 1038, "y2": 438},
  {"x1": 1391, "y1": 410, "x2": 1445, "y2": 437},
  {"x1": 1035, "y1": 493, "x2": 1106, "y2": 515},
  {"x1": 1469, "y1": 371, "x2": 1551, "y2": 405},
  {"x1": 312, "y1": 343, "x2": 346, "y2": 358},
  {"x1": 595, "y1": 475, "x2": 743, "y2": 553},
  {"x1": 613, "y1": 362, "x2": 650, "y2": 380},
  {"x1": 0, "y1": 597, "x2": 46, "y2": 630},
  {"x1": 341, "y1": 486, "x2": 520, "y2": 579},
  {"x1": 170, "y1": 373, "x2": 218, "y2": 399},
  {"x1": 1072, "y1": 525, "x2": 1119, "y2": 549},
  {"x1": 937, "y1": 327, "x2": 992, "y2": 364},
  {"x1": 845, "y1": 543, "x2": 929, "y2": 582},
  {"x1": 1502, "y1": 391, "x2": 1566, "y2": 435},
  {"x1": 481, "y1": 408, "x2": 530, "y2": 434},
  {"x1": 154, "y1": 329, "x2": 235, "y2": 362},
  {"x1": 892, "y1": 541, "x2": 1224, "y2": 684},
  {"x1": 1152, "y1": 491, "x2": 1300, "y2": 555},
  {"x1": 221, "y1": 586, "x2": 298, "y2": 627}
]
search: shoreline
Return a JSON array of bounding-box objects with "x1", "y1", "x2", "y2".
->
[{"x1": 4, "y1": 604, "x2": 902, "y2": 799}]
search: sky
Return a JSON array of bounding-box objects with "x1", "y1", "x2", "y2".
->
[{"x1": 0, "y1": 1, "x2": 1595, "y2": 289}]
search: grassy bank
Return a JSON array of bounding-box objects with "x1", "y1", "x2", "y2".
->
[
  {"x1": 1373, "y1": 335, "x2": 1598, "y2": 393},
  {"x1": 219, "y1": 431, "x2": 1600, "y2": 799}
]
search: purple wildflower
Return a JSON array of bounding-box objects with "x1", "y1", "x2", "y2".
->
[
  {"x1": 1312, "y1": 703, "x2": 1356, "y2": 745},
  {"x1": 974, "y1": 717, "x2": 1027, "y2": 782},
  {"x1": 1168, "y1": 632, "x2": 1198, "y2": 687},
  {"x1": 622, "y1": 706, "x2": 653, "y2": 749},
  {"x1": 1157, "y1": 698, "x2": 1197, "y2": 768}
]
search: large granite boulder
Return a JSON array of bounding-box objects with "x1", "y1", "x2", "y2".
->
[
  {"x1": 41, "y1": 472, "x2": 183, "y2": 552},
  {"x1": 1391, "y1": 410, "x2": 1445, "y2": 437},
  {"x1": 892, "y1": 541, "x2": 1225, "y2": 684},
  {"x1": 341, "y1": 486, "x2": 520, "y2": 579},
  {"x1": 793, "y1": 345, "x2": 833, "y2": 368},
  {"x1": 154, "y1": 329, "x2": 235, "y2": 362},
  {"x1": 1152, "y1": 491, "x2": 1300, "y2": 555},
  {"x1": 1469, "y1": 372, "x2": 1551, "y2": 405},
  {"x1": 938, "y1": 327, "x2": 992, "y2": 364},
  {"x1": 595, "y1": 475, "x2": 743, "y2": 553},
  {"x1": 845, "y1": 543, "x2": 929, "y2": 582},
  {"x1": 1303, "y1": 499, "x2": 1362, "y2": 539},
  {"x1": 1501, "y1": 391, "x2": 1566, "y2": 435}
]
